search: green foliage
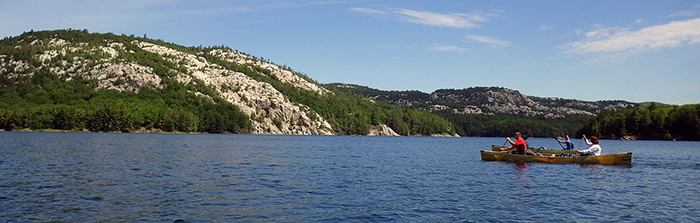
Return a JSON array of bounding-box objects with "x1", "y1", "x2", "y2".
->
[
  {"x1": 436, "y1": 111, "x2": 588, "y2": 138},
  {"x1": 0, "y1": 83, "x2": 251, "y2": 133},
  {"x1": 279, "y1": 82, "x2": 454, "y2": 136},
  {"x1": 325, "y1": 83, "x2": 431, "y2": 103},
  {"x1": 577, "y1": 103, "x2": 700, "y2": 140},
  {"x1": 0, "y1": 64, "x2": 251, "y2": 133}
]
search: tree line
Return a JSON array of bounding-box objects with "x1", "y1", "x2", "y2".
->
[
  {"x1": 435, "y1": 111, "x2": 588, "y2": 138},
  {"x1": 577, "y1": 103, "x2": 700, "y2": 140}
]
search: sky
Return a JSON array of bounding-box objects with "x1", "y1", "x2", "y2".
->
[{"x1": 1, "y1": 0, "x2": 699, "y2": 105}]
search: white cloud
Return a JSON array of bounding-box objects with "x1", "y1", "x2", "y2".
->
[
  {"x1": 426, "y1": 45, "x2": 469, "y2": 52},
  {"x1": 669, "y1": 10, "x2": 698, "y2": 17},
  {"x1": 394, "y1": 9, "x2": 486, "y2": 28},
  {"x1": 562, "y1": 17, "x2": 700, "y2": 56},
  {"x1": 351, "y1": 7, "x2": 493, "y2": 28},
  {"x1": 349, "y1": 7, "x2": 389, "y2": 15},
  {"x1": 466, "y1": 35, "x2": 510, "y2": 47},
  {"x1": 583, "y1": 26, "x2": 628, "y2": 38}
]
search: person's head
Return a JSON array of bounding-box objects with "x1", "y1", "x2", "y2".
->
[
  {"x1": 590, "y1": 136, "x2": 599, "y2": 144},
  {"x1": 565, "y1": 135, "x2": 570, "y2": 140},
  {"x1": 515, "y1": 132, "x2": 522, "y2": 139}
]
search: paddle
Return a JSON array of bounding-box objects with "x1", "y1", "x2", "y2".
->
[
  {"x1": 500, "y1": 139, "x2": 513, "y2": 152},
  {"x1": 554, "y1": 137, "x2": 565, "y2": 149}
]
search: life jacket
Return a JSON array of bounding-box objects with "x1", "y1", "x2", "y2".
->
[{"x1": 566, "y1": 141, "x2": 574, "y2": 150}]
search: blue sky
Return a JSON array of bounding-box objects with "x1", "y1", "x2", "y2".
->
[{"x1": 2, "y1": 0, "x2": 699, "y2": 105}]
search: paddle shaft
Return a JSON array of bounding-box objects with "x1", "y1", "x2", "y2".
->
[{"x1": 555, "y1": 137, "x2": 565, "y2": 149}]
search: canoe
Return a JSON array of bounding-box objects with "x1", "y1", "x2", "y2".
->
[
  {"x1": 481, "y1": 150, "x2": 633, "y2": 165},
  {"x1": 491, "y1": 145, "x2": 578, "y2": 154}
]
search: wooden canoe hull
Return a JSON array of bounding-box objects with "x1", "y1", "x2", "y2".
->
[
  {"x1": 481, "y1": 150, "x2": 633, "y2": 165},
  {"x1": 491, "y1": 145, "x2": 578, "y2": 154}
]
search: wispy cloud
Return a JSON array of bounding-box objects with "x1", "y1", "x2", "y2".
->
[
  {"x1": 669, "y1": 10, "x2": 698, "y2": 17},
  {"x1": 562, "y1": 17, "x2": 700, "y2": 59},
  {"x1": 350, "y1": 7, "x2": 494, "y2": 28},
  {"x1": 349, "y1": 7, "x2": 389, "y2": 15},
  {"x1": 426, "y1": 45, "x2": 469, "y2": 52},
  {"x1": 539, "y1": 25, "x2": 554, "y2": 30},
  {"x1": 394, "y1": 9, "x2": 488, "y2": 28},
  {"x1": 466, "y1": 35, "x2": 510, "y2": 47}
]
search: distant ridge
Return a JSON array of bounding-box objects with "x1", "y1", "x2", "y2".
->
[
  {"x1": 325, "y1": 83, "x2": 637, "y2": 137},
  {"x1": 325, "y1": 83, "x2": 635, "y2": 118}
]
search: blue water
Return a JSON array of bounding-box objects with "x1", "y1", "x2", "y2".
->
[{"x1": 1, "y1": 132, "x2": 699, "y2": 222}]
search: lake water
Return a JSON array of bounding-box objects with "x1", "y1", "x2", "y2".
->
[{"x1": 1, "y1": 132, "x2": 699, "y2": 222}]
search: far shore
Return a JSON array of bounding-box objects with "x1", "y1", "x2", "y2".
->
[
  {"x1": 3, "y1": 129, "x2": 694, "y2": 140},
  {"x1": 0, "y1": 127, "x2": 201, "y2": 134}
]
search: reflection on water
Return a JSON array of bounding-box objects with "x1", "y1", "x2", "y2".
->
[
  {"x1": 581, "y1": 164, "x2": 605, "y2": 174},
  {"x1": 513, "y1": 162, "x2": 529, "y2": 188},
  {"x1": 514, "y1": 162, "x2": 528, "y2": 172},
  {"x1": 511, "y1": 162, "x2": 535, "y2": 206},
  {"x1": 1, "y1": 133, "x2": 699, "y2": 222}
]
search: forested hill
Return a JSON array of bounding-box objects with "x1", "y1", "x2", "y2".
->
[
  {"x1": 325, "y1": 83, "x2": 637, "y2": 137},
  {"x1": 0, "y1": 29, "x2": 455, "y2": 136},
  {"x1": 577, "y1": 103, "x2": 700, "y2": 141}
]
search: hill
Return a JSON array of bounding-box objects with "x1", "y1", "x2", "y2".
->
[
  {"x1": 325, "y1": 83, "x2": 637, "y2": 137},
  {"x1": 0, "y1": 29, "x2": 455, "y2": 136}
]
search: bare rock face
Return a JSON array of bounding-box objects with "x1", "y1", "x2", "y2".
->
[
  {"x1": 467, "y1": 89, "x2": 531, "y2": 105},
  {"x1": 89, "y1": 62, "x2": 162, "y2": 92},
  {"x1": 209, "y1": 49, "x2": 331, "y2": 96},
  {"x1": 427, "y1": 88, "x2": 616, "y2": 118},
  {"x1": 367, "y1": 125, "x2": 400, "y2": 136}
]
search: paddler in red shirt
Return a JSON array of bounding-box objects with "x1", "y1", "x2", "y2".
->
[{"x1": 501, "y1": 132, "x2": 527, "y2": 155}]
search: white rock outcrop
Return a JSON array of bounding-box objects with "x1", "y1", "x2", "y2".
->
[
  {"x1": 208, "y1": 49, "x2": 331, "y2": 95},
  {"x1": 132, "y1": 41, "x2": 335, "y2": 135},
  {"x1": 430, "y1": 88, "x2": 598, "y2": 118},
  {"x1": 88, "y1": 62, "x2": 163, "y2": 92},
  {"x1": 367, "y1": 124, "x2": 400, "y2": 136}
]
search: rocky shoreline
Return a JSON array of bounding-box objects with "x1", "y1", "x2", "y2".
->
[{"x1": 1, "y1": 127, "x2": 461, "y2": 137}]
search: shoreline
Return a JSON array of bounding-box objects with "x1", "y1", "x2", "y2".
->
[
  {"x1": 0, "y1": 128, "x2": 461, "y2": 137},
  {"x1": 2, "y1": 129, "x2": 691, "y2": 140}
]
